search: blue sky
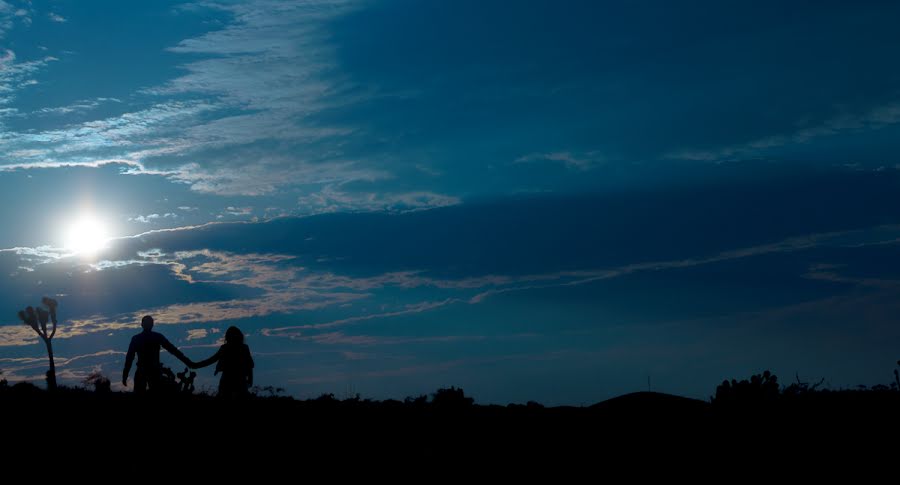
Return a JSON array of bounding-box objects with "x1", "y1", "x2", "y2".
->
[{"x1": 1, "y1": 0, "x2": 899, "y2": 404}]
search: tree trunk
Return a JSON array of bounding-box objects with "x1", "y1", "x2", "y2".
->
[{"x1": 43, "y1": 337, "x2": 57, "y2": 391}]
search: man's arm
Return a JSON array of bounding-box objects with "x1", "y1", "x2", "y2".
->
[
  {"x1": 194, "y1": 348, "x2": 221, "y2": 370},
  {"x1": 122, "y1": 337, "x2": 136, "y2": 386},
  {"x1": 160, "y1": 335, "x2": 196, "y2": 368}
]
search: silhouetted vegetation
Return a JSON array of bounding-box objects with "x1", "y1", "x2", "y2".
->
[
  {"x1": 16, "y1": 297, "x2": 60, "y2": 390},
  {"x1": 177, "y1": 367, "x2": 197, "y2": 394},
  {"x1": 712, "y1": 370, "x2": 780, "y2": 407},
  {"x1": 431, "y1": 386, "x2": 474, "y2": 408},
  {"x1": 4, "y1": 360, "x2": 900, "y2": 461},
  {"x1": 83, "y1": 370, "x2": 111, "y2": 394}
]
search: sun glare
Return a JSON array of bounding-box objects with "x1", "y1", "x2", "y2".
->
[{"x1": 65, "y1": 216, "x2": 110, "y2": 255}]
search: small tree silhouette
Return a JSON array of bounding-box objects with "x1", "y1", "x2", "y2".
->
[
  {"x1": 431, "y1": 386, "x2": 474, "y2": 408},
  {"x1": 176, "y1": 367, "x2": 197, "y2": 395},
  {"x1": 83, "y1": 370, "x2": 111, "y2": 393},
  {"x1": 782, "y1": 372, "x2": 825, "y2": 396},
  {"x1": 712, "y1": 370, "x2": 780, "y2": 407},
  {"x1": 17, "y1": 297, "x2": 60, "y2": 391}
]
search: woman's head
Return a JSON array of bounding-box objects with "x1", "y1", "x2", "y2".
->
[{"x1": 224, "y1": 326, "x2": 244, "y2": 345}]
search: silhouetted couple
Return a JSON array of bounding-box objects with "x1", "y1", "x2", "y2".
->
[{"x1": 122, "y1": 316, "x2": 254, "y2": 398}]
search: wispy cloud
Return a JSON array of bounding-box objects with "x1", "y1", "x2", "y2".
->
[
  {"x1": 297, "y1": 185, "x2": 460, "y2": 214},
  {"x1": 667, "y1": 102, "x2": 900, "y2": 162},
  {"x1": 0, "y1": 1, "x2": 391, "y2": 198},
  {"x1": 3, "y1": 215, "x2": 898, "y2": 348},
  {"x1": 27, "y1": 97, "x2": 120, "y2": 117},
  {"x1": 514, "y1": 151, "x2": 604, "y2": 171},
  {"x1": 186, "y1": 328, "x2": 209, "y2": 341},
  {"x1": 0, "y1": 2, "x2": 17, "y2": 37},
  {"x1": 129, "y1": 213, "x2": 178, "y2": 224},
  {"x1": 0, "y1": 51, "x2": 57, "y2": 108},
  {"x1": 0, "y1": 0, "x2": 463, "y2": 210}
]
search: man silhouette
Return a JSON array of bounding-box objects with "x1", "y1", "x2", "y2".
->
[{"x1": 122, "y1": 315, "x2": 195, "y2": 394}]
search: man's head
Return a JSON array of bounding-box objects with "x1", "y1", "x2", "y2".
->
[{"x1": 141, "y1": 315, "x2": 154, "y2": 332}]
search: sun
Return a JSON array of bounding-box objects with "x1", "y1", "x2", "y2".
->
[{"x1": 64, "y1": 216, "x2": 110, "y2": 255}]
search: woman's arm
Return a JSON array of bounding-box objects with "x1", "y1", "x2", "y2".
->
[{"x1": 193, "y1": 348, "x2": 222, "y2": 369}]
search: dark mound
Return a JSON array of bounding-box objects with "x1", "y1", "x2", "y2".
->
[{"x1": 590, "y1": 391, "x2": 710, "y2": 416}]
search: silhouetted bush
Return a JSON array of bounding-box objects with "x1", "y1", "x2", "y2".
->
[
  {"x1": 83, "y1": 370, "x2": 111, "y2": 394},
  {"x1": 314, "y1": 393, "x2": 339, "y2": 405},
  {"x1": 404, "y1": 394, "x2": 428, "y2": 406},
  {"x1": 712, "y1": 370, "x2": 780, "y2": 407},
  {"x1": 781, "y1": 373, "x2": 825, "y2": 397},
  {"x1": 251, "y1": 385, "x2": 287, "y2": 398},
  {"x1": 176, "y1": 367, "x2": 197, "y2": 395},
  {"x1": 431, "y1": 386, "x2": 474, "y2": 408}
]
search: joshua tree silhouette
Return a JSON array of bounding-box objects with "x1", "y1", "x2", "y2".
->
[
  {"x1": 17, "y1": 297, "x2": 60, "y2": 390},
  {"x1": 176, "y1": 367, "x2": 197, "y2": 394}
]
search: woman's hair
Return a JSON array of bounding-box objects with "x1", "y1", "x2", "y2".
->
[{"x1": 224, "y1": 326, "x2": 244, "y2": 345}]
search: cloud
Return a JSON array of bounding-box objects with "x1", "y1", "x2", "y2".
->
[
  {"x1": 223, "y1": 207, "x2": 252, "y2": 216},
  {"x1": 514, "y1": 151, "x2": 604, "y2": 171},
  {"x1": 0, "y1": 2, "x2": 14, "y2": 37},
  {"x1": 27, "y1": 97, "x2": 120, "y2": 117},
  {"x1": 130, "y1": 0, "x2": 370, "y2": 194},
  {"x1": 296, "y1": 185, "x2": 460, "y2": 214},
  {"x1": 667, "y1": 102, "x2": 900, "y2": 162},
  {"x1": 186, "y1": 328, "x2": 208, "y2": 341},
  {"x1": 165, "y1": 158, "x2": 388, "y2": 196},
  {"x1": 0, "y1": 51, "x2": 57, "y2": 108},
  {"x1": 129, "y1": 213, "x2": 178, "y2": 224},
  {"x1": 0, "y1": 193, "x2": 898, "y2": 354},
  {"x1": 0, "y1": 1, "x2": 462, "y2": 208},
  {"x1": 0, "y1": 100, "x2": 219, "y2": 174},
  {"x1": 0, "y1": 0, "x2": 457, "y2": 204},
  {"x1": 47, "y1": 12, "x2": 66, "y2": 23},
  {"x1": 0, "y1": 349, "x2": 124, "y2": 384}
]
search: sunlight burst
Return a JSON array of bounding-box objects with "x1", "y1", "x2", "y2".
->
[{"x1": 64, "y1": 216, "x2": 110, "y2": 255}]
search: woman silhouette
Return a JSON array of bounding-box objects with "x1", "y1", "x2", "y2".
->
[{"x1": 194, "y1": 326, "x2": 254, "y2": 398}]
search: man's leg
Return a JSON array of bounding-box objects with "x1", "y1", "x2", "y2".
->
[
  {"x1": 145, "y1": 369, "x2": 161, "y2": 394},
  {"x1": 134, "y1": 369, "x2": 148, "y2": 395}
]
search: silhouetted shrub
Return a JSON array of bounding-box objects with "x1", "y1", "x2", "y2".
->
[
  {"x1": 431, "y1": 386, "x2": 474, "y2": 408},
  {"x1": 251, "y1": 385, "x2": 287, "y2": 399},
  {"x1": 10, "y1": 381, "x2": 41, "y2": 396},
  {"x1": 404, "y1": 394, "x2": 428, "y2": 406},
  {"x1": 176, "y1": 367, "x2": 197, "y2": 395},
  {"x1": 83, "y1": 370, "x2": 111, "y2": 394},
  {"x1": 712, "y1": 370, "x2": 780, "y2": 407},
  {"x1": 781, "y1": 373, "x2": 825, "y2": 397},
  {"x1": 314, "y1": 393, "x2": 339, "y2": 405}
]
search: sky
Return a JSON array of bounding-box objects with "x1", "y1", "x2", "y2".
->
[{"x1": 1, "y1": 0, "x2": 899, "y2": 405}]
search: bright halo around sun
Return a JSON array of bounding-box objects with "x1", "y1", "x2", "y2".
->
[{"x1": 64, "y1": 216, "x2": 110, "y2": 255}]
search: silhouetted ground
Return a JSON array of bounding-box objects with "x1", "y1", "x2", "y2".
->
[{"x1": 3, "y1": 381, "x2": 900, "y2": 466}]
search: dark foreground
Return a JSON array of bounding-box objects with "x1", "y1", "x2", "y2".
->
[{"x1": 3, "y1": 383, "x2": 900, "y2": 468}]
